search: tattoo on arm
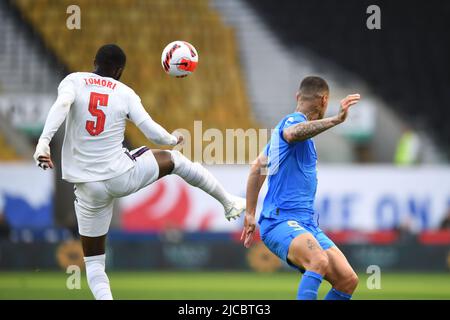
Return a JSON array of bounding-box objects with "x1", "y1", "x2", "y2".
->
[{"x1": 285, "y1": 118, "x2": 337, "y2": 142}]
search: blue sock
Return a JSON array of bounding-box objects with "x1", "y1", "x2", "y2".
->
[
  {"x1": 324, "y1": 288, "x2": 352, "y2": 300},
  {"x1": 296, "y1": 270, "x2": 323, "y2": 300}
]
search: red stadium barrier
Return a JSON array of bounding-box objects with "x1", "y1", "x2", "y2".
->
[
  {"x1": 327, "y1": 230, "x2": 399, "y2": 245},
  {"x1": 419, "y1": 230, "x2": 450, "y2": 245}
]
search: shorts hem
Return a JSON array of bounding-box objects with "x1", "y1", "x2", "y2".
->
[{"x1": 78, "y1": 229, "x2": 109, "y2": 238}]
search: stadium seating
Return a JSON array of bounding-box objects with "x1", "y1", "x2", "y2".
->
[
  {"x1": 0, "y1": 133, "x2": 20, "y2": 161},
  {"x1": 245, "y1": 0, "x2": 450, "y2": 158},
  {"x1": 0, "y1": 0, "x2": 63, "y2": 161},
  {"x1": 13, "y1": 0, "x2": 258, "y2": 158}
]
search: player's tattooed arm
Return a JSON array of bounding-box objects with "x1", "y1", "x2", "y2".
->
[
  {"x1": 283, "y1": 94, "x2": 361, "y2": 143},
  {"x1": 283, "y1": 118, "x2": 337, "y2": 143}
]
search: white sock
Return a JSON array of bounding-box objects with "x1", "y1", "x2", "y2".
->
[
  {"x1": 170, "y1": 150, "x2": 233, "y2": 208},
  {"x1": 84, "y1": 254, "x2": 113, "y2": 300}
]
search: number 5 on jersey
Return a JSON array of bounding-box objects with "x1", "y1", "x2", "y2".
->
[{"x1": 86, "y1": 92, "x2": 108, "y2": 136}]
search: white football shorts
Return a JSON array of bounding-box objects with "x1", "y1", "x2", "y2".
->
[{"x1": 74, "y1": 146, "x2": 159, "y2": 237}]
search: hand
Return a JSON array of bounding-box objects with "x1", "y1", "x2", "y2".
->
[
  {"x1": 172, "y1": 131, "x2": 184, "y2": 145},
  {"x1": 335, "y1": 93, "x2": 361, "y2": 124},
  {"x1": 36, "y1": 155, "x2": 54, "y2": 170},
  {"x1": 33, "y1": 141, "x2": 54, "y2": 170},
  {"x1": 240, "y1": 213, "x2": 256, "y2": 248}
]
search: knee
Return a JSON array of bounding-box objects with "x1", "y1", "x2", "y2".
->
[
  {"x1": 165, "y1": 150, "x2": 175, "y2": 168},
  {"x1": 347, "y1": 272, "x2": 359, "y2": 292},
  {"x1": 153, "y1": 150, "x2": 176, "y2": 177},
  {"x1": 169, "y1": 150, "x2": 182, "y2": 166},
  {"x1": 308, "y1": 252, "x2": 329, "y2": 275},
  {"x1": 335, "y1": 271, "x2": 359, "y2": 294}
]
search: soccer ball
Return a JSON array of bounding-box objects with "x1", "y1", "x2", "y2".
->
[{"x1": 161, "y1": 41, "x2": 198, "y2": 78}]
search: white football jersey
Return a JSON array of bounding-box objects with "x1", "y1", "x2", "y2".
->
[{"x1": 58, "y1": 72, "x2": 150, "y2": 183}]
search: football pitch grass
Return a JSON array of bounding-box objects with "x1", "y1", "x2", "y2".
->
[{"x1": 0, "y1": 271, "x2": 449, "y2": 300}]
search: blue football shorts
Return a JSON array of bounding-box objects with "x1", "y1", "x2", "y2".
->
[{"x1": 259, "y1": 216, "x2": 335, "y2": 271}]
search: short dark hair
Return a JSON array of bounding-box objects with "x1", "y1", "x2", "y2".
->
[
  {"x1": 299, "y1": 76, "x2": 329, "y2": 98},
  {"x1": 94, "y1": 44, "x2": 126, "y2": 70}
]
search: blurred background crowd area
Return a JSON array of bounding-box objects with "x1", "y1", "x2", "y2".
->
[
  {"x1": 1, "y1": 0, "x2": 449, "y2": 164},
  {"x1": 0, "y1": 0, "x2": 449, "y2": 275}
]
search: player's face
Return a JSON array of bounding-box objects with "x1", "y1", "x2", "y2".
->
[{"x1": 318, "y1": 94, "x2": 329, "y2": 119}]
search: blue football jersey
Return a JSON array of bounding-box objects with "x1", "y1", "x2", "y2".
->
[{"x1": 260, "y1": 112, "x2": 318, "y2": 222}]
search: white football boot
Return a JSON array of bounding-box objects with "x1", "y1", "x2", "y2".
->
[{"x1": 224, "y1": 196, "x2": 246, "y2": 221}]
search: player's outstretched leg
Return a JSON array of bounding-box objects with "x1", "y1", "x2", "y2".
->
[
  {"x1": 152, "y1": 150, "x2": 245, "y2": 220},
  {"x1": 81, "y1": 235, "x2": 113, "y2": 300},
  {"x1": 323, "y1": 246, "x2": 359, "y2": 300},
  {"x1": 288, "y1": 233, "x2": 329, "y2": 300}
]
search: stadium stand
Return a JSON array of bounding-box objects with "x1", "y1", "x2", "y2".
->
[
  {"x1": 0, "y1": 1, "x2": 62, "y2": 160},
  {"x1": 13, "y1": 0, "x2": 258, "y2": 156},
  {"x1": 0, "y1": 1, "x2": 61, "y2": 94},
  {"x1": 0, "y1": 134, "x2": 20, "y2": 161},
  {"x1": 212, "y1": 0, "x2": 358, "y2": 162},
  {"x1": 244, "y1": 0, "x2": 450, "y2": 158}
]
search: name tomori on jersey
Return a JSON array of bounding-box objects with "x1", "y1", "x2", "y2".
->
[{"x1": 84, "y1": 77, "x2": 117, "y2": 90}]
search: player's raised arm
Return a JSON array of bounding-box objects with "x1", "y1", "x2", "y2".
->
[
  {"x1": 127, "y1": 92, "x2": 181, "y2": 146},
  {"x1": 283, "y1": 94, "x2": 361, "y2": 143},
  {"x1": 241, "y1": 152, "x2": 268, "y2": 248},
  {"x1": 33, "y1": 76, "x2": 76, "y2": 170}
]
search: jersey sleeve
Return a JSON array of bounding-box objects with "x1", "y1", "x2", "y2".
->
[
  {"x1": 279, "y1": 113, "x2": 307, "y2": 144},
  {"x1": 137, "y1": 118, "x2": 178, "y2": 146},
  {"x1": 38, "y1": 75, "x2": 76, "y2": 145},
  {"x1": 127, "y1": 90, "x2": 151, "y2": 126},
  {"x1": 57, "y1": 74, "x2": 76, "y2": 102},
  {"x1": 126, "y1": 89, "x2": 177, "y2": 145}
]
